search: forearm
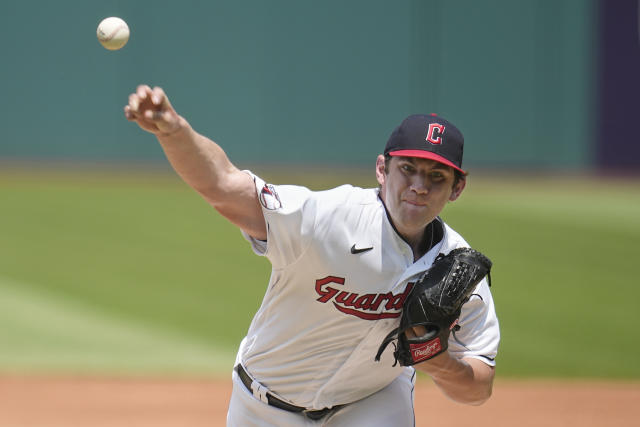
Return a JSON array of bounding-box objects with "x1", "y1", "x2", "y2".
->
[
  {"x1": 415, "y1": 352, "x2": 494, "y2": 405},
  {"x1": 125, "y1": 84, "x2": 266, "y2": 239},
  {"x1": 156, "y1": 116, "x2": 237, "y2": 200}
]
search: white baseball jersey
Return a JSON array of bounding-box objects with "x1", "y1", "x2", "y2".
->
[{"x1": 235, "y1": 172, "x2": 500, "y2": 411}]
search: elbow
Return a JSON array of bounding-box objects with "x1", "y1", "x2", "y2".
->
[
  {"x1": 462, "y1": 357, "x2": 495, "y2": 406},
  {"x1": 437, "y1": 380, "x2": 493, "y2": 406},
  {"x1": 465, "y1": 383, "x2": 493, "y2": 406},
  {"x1": 467, "y1": 392, "x2": 491, "y2": 406}
]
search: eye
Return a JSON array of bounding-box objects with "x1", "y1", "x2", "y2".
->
[
  {"x1": 400, "y1": 163, "x2": 415, "y2": 173},
  {"x1": 430, "y1": 171, "x2": 446, "y2": 181}
]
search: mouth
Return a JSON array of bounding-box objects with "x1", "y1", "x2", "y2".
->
[{"x1": 403, "y1": 200, "x2": 427, "y2": 207}]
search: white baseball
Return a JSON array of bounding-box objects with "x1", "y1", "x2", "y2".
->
[{"x1": 97, "y1": 17, "x2": 130, "y2": 51}]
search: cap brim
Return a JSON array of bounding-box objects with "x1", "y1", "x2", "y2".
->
[{"x1": 388, "y1": 150, "x2": 467, "y2": 175}]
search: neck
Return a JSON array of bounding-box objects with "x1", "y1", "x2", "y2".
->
[
  {"x1": 377, "y1": 191, "x2": 440, "y2": 261},
  {"x1": 408, "y1": 221, "x2": 436, "y2": 261}
]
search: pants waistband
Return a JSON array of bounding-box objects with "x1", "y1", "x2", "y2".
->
[{"x1": 235, "y1": 364, "x2": 341, "y2": 421}]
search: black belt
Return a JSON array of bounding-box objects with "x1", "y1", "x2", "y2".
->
[{"x1": 235, "y1": 364, "x2": 342, "y2": 421}]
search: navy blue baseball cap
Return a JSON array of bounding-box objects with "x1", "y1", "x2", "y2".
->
[{"x1": 384, "y1": 114, "x2": 467, "y2": 175}]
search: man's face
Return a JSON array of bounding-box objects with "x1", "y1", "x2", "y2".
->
[{"x1": 376, "y1": 155, "x2": 465, "y2": 243}]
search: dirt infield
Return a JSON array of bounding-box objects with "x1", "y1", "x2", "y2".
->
[{"x1": 1, "y1": 376, "x2": 638, "y2": 426}]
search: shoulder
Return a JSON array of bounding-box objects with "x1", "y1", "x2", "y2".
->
[
  {"x1": 310, "y1": 185, "x2": 381, "y2": 220},
  {"x1": 246, "y1": 170, "x2": 379, "y2": 215},
  {"x1": 314, "y1": 184, "x2": 379, "y2": 205},
  {"x1": 268, "y1": 183, "x2": 377, "y2": 212}
]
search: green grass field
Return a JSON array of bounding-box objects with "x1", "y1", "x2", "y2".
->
[{"x1": 1, "y1": 167, "x2": 639, "y2": 379}]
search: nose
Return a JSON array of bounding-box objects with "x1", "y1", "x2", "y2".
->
[{"x1": 409, "y1": 176, "x2": 429, "y2": 194}]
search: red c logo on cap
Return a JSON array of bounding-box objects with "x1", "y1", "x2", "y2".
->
[{"x1": 426, "y1": 123, "x2": 445, "y2": 145}]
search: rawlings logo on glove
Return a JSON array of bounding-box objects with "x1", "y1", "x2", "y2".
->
[
  {"x1": 410, "y1": 340, "x2": 442, "y2": 362},
  {"x1": 374, "y1": 247, "x2": 492, "y2": 366}
]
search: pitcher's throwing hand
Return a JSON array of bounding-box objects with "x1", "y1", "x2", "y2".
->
[{"x1": 124, "y1": 85, "x2": 182, "y2": 137}]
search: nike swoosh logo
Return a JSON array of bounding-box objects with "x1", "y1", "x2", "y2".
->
[{"x1": 350, "y1": 244, "x2": 373, "y2": 254}]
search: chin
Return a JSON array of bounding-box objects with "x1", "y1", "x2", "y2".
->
[
  {"x1": 401, "y1": 207, "x2": 431, "y2": 222},
  {"x1": 398, "y1": 216, "x2": 432, "y2": 232}
]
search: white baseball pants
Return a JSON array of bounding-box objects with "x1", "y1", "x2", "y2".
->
[{"x1": 227, "y1": 368, "x2": 416, "y2": 426}]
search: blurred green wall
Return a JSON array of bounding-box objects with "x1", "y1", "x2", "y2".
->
[{"x1": 0, "y1": 0, "x2": 595, "y2": 169}]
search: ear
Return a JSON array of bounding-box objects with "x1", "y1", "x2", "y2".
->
[
  {"x1": 449, "y1": 177, "x2": 466, "y2": 201},
  {"x1": 375, "y1": 155, "x2": 386, "y2": 187}
]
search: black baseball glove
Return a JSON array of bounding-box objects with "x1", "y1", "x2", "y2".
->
[{"x1": 375, "y1": 247, "x2": 492, "y2": 366}]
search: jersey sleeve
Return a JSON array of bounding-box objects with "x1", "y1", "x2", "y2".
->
[
  {"x1": 240, "y1": 171, "x2": 316, "y2": 269},
  {"x1": 447, "y1": 277, "x2": 500, "y2": 367}
]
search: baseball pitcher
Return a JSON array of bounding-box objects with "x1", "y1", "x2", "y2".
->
[{"x1": 125, "y1": 85, "x2": 500, "y2": 426}]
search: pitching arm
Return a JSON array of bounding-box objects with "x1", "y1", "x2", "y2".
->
[{"x1": 124, "y1": 85, "x2": 266, "y2": 240}]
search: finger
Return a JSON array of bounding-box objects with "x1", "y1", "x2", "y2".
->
[
  {"x1": 128, "y1": 93, "x2": 140, "y2": 113},
  {"x1": 404, "y1": 325, "x2": 428, "y2": 340},
  {"x1": 144, "y1": 109, "x2": 166, "y2": 122},
  {"x1": 152, "y1": 86, "x2": 174, "y2": 111},
  {"x1": 151, "y1": 86, "x2": 164, "y2": 106},
  {"x1": 405, "y1": 328, "x2": 416, "y2": 339},
  {"x1": 413, "y1": 325, "x2": 428, "y2": 336},
  {"x1": 162, "y1": 110, "x2": 175, "y2": 123},
  {"x1": 136, "y1": 84, "x2": 152, "y2": 100},
  {"x1": 124, "y1": 105, "x2": 134, "y2": 120},
  {"x1": 124, "y1": 105, "x2": 145, "y2": 121},
  {"x1": 125, "y1": 107, "x2": 159, "y2": 133}
]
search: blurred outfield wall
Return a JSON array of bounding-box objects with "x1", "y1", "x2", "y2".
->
[{"x1": 1, "y1": 0, "x2": 596, "y2": 169}]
